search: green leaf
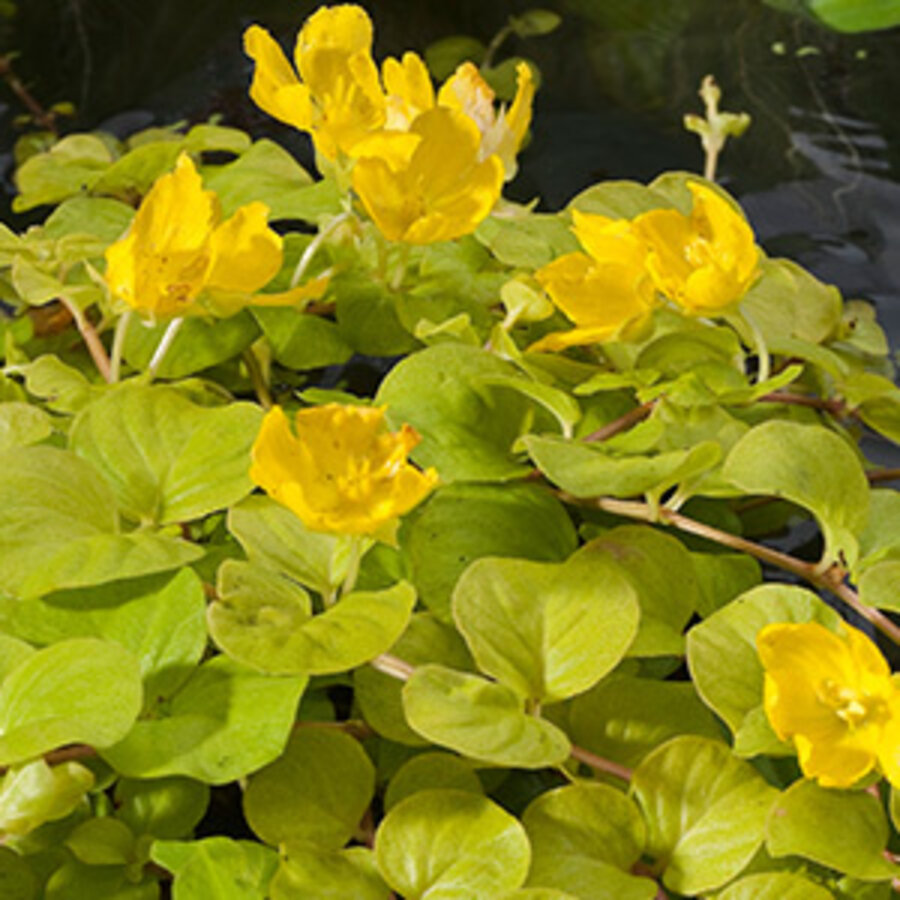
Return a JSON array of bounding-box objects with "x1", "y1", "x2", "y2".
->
[
  {"x1": 70, "y1": 384, "x2": 262, "y2": 525},
  {"x1": 686, "y1": 584, "x2": 842, "y2": 755},
  {"x1": 859, "y1": 560, "x2": 900, "y2": 612},
  {"x1": 13, "y1": 134, "x2": 113, "y2": 211},
  {"x1": 476, "y1": 374, "x2": 581, "y2": 438},
  {"x1": 475, "y1": 214, "x2": 578, "y2": 268},
  {"x1": 0, "y1": 759, "x2": 93, "y2": 836},
  {"x1": 243, "y1": 728, "x2": 375, "y2": 849},
  {"x1": 452, "y1": 554, "x2": 638, "y2": 702},
  {"x1": 568, "y1": 675, "x2": 722, "y2": 769},
  {"x1": 807, "y1": 0, "x2": 900, "y2": 32},
  {"x1": 0, "y1": 402, "x2": 53, "y2": 451},
  {"x1": 354, "y1": 614, "x2": 474, "y2": 746},
  {"x1": 271, "y1": 846, "x2": 389, "y2": 900},
  {"x1": 766, "y1": 781, "x2": 899, "y2": 879},
  {"x1": 631, "y1": 736, "x2": 779, "y2": 895},
  {"x1": 375, "y1": 789, "x2": 531, "y2": 899},
  {"x1": 384, "y1": 752, "x2": 482, "y2": 811},
  {"x1": 115, "y1": 777, "x2": 210, "y2": 840},
  {"x1": 210, "y1": 577, "x2": 416, "y2": 675},
  {"x1": 401, "y1": 482, "x2": 577, "y2": 620},
  {"x1": 11, "y1": 258, "x2": 66, "y2": 306},
  {"x1": 575, "y1": 526, "x2": 697, "y2": 656},
  {"x1": 66, "y1": 817, "x2": 136, "y2": 865},
  {"x1": 151, "y1": 837, "x2": 278, "y2": 900},
  {"x1": 0, "y1": 638, "x2": 143, "y2": 765},
  {"x1": 567, "y1": 180, "x2": 673, "y2": 218},
  {"x1": 424, "y1": 35, "x2": 486, "y2": 80},
  {"x1": 0, "y1": 846, "x2": 38, "y2": 900},
  {"x1": 723, "y1": 421, "x2": 870, "y2": 568},
  {"x1": 691, "y1": 551, "x2": 762, "y2": 618},
  {"x1": 510, "y1": 9, "x2": 562, "y2": 36},
  {"x1": 524, "y1": 434, "x2": 721, "y2": 500},
  {"x1": 101, "y1": 656, "x2": 307, "y2": 784},
  {"x1": 5, "y1": 568, "x2": 206, "y2": 704},
  {"x1": 45, "y1": 861, "x2": 158, "y2": 899},
  {"x1": 183, "y1": 124, "x2": 251, "y2": 155},
  {"x1": 91, "y1": 142, "x2": 182, "y2": 201},
  {"x1": 376, "y1": 344, "x2": 535, "y2": 482},
  {"x1": 717, "y1": 871, "x2": 835, "y2": 899},
  {"x1": 228, "y1": 495, "x2": 339, "y2": 597},
  {"x1": 857, "y1": 489, "x2": 900, "y2": 570},
  {"x1": 17, "y1": 354, "x2": 97, "y2": 413},
  {"x1": 335, "y1": 277, "x2": 419, "y2": 357},
  {"x1": 403, "y1": 665, "x2": 571, "y2": 768},
  {"x1": 253, "y1": 308, "x2": 352, "y2": 370},
  {"x1": 122, "y1": 311, "x2": 261, "y2": 379},
  {"x1": 522, "y1": 782, "x2": 656, "y2": 900}
]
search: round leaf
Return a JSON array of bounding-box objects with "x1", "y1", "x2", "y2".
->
[
  {"x1": 384, "y1": 752, "x2": 482, "y2": 811},
  {"x1": 375, "y1": 789, "x2": 531, "y2": 899},
  {"x1": 271, "y1": 846, "x2": 389, "y2": 900}
]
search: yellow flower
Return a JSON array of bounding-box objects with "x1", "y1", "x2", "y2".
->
[
  {"x1": 437, "y1": 61, "x2": 535, "y2": 181},
  {"x1": 351, "y1": 107, "x2": 504, "y2": 244},
  {"x1": 758, "y1": 621, "x2": 900, "y2": 788},
  {"x1": 633, "y1": 182, "x2": 760, "y2": 314},
  {"x1": 244, "y1": 4, "x2": 386, "y2": 160},
  {"x1": 104, "y1": 154, "x2": 327, "y2": 321},
  {"x1": 528, "y1": 212, "x2": 658, "y2": 351},
  {"x1": 249, "y1": 404, "x2": 439, "y2": 538}
]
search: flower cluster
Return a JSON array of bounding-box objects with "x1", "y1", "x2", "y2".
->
[
  {"x1": 758, "y1": 621, "x2": 900, "y2": 788},
  {"x1": 250, "y1": 403, "x2": 439, "y2": 539},
  {"x1": 104, "y1": 154, "x2": 327, "y2": 321},
  {"x1": 531, "y1": 181, "x2": 761, "y2": 350},
  {"x1": 244, "y1": 4, "x2": 534, "y2": 243}
]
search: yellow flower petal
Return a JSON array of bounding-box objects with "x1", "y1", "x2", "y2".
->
[
  {"x1": 295, "y1": 3, "x2": 374, "y2": 68},
  {"x1": 250, "y1": 403, "x2": 439, "y2": 537},
  {"x1": 757, "y1": 622, "x2": 898, "y2": 788},
  {"x1": 244, "y1": 25, "x2": 314, "y2": 132},
  {"x1": 207, "y1": 202, "x2": 283, "y2": 294},
  {"x1": 382, "y1": 51, "x2": 434, "y2": 129}
]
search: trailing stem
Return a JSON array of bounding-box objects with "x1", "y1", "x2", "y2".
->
[{"x1": 57, "y1": 296, "x2": 112, "y2": 382}]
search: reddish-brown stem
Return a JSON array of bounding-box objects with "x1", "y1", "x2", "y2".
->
[
  {"x1": 57, "y1": 296, "x2": 112, "y2": 382},
  {"x1": 0, "y1": 743, "x2": 97, "y2": 777},
  {"x1": 569, "y1": 744, "x2": 632, "y2": 782},
  {"x1": 305, "y1": 300, "x2": 337, "y2": 317},
  {"x1": 758, "y1": 391, "x2": 849, "y2": 418},
  {"x1": 0, "y1": 55, "x2": 56, "y2": 131},
  {"x1": 583, "y1": 401, "x2": 657, "y2": 443},
  {"x1": 870, "y1": 468, "x2": 900, "y2": 484},
  {"x1": 558, "y1": 493, "x2": 900, "y2": 646}
]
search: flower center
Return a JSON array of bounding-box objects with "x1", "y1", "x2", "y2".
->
[{"x1": 819, "y1": 679, "x2": 889, "y2": 729}]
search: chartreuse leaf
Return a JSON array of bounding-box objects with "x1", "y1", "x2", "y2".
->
[
  {"x1": 123, "y1": 311, "x2": 261, "y2": 379},
  {"x1": 101, "y1": 656, "x2": 306, "y2": 784},
  {"x1": 0, "y1": 445, "x2": 202, "y2": 599},
  {"x1": 0, "y1": 759, "x2": 94, "y2": 836},
  {"x1": 859, "y1": 560, "x2": 900, "y2": 612},
  {"x1": 376, "y1": 344, "x2": 535, "y2": 482},
  {"x1": 805, "y1": 0, "x2": 900, "y2": 33},
  {"x1": 243, "y1": 728, "x2": 374, "y2": 849},
  {"x1": 0, "y1": 638, "x2": 143, "y2": 765},
  {"x1": 401, "y1": 482, "x2": 577, "y2": 620},
  {"x1": 0, "y1": 846, "x2": 38, "y2": 899},
  {"x1": 717, "y1": 872, "x2": 834, "y2": 899},
  {"x1": 384, "y1": 752, "x2": 482, "y2": 811},
  {"x1": 151, "y1": 837, "x2": 277, "y2": 900},
  {"x1": 45, "y1": 861, "x2": 158, "y2": 899},
  {"x1": 573, "y1": 526, "x2": 697, "y2": 656},
  {"x1": 691, "y1": 551, "x2": 762, "y2": 618},
  {"x1": 211, "y1": 572, "x2": 416, "y2": 675},
  {"x1": 70, "y1": 384, "x2": 262, "y2": 525},
  {"x1": 228, "y1": 496, "x2": 339, "y2": 597},
  {"x1": 253, "y1": 308, "x2": 352, "y2": 370},
  {"x1": 115, "y1": 777, "x2": 209, "y2": 840},
  {"x1": 375, "y1": 789, "x2": 531, "y2": 899},
  {"x1": 523, "y1": 434, "x2": 721, "y2": 500},
  {"x1": 568, "y1": 675, "x2": 721, "y2": 769},
  {"x1": 631, "y1": 736, "x2": 779, "y2": 895},
  {"x1": 452, "y1": 554, "x2": 638, "y2": 703},
  {"x1": 502, "y1": 891, "x2": 579, "y2": 899},
  {"x1": 271, "y1": 846, "x2": 389, "y2": 900},
  {"x1": 857, "y1": 489, "x2": 900, "y2": 570},
  {"x1": 766, "y1": 781, "x2": 899, "y2": 880},
  {"x1": 7, "y1": 568, "x2": 206, "y2": 704},
  {"x1": 723, "y1": 421, "x2": 870, "y2": 568},
  {"x1": 521, "y1": 782, "x2": 656, "y2": 900},
  {"x1": 66, "y1": 817, "x2": 137, "y2": 865},
  {"x1": 354, "y1": 613, "x2": 474, "y2": 745},
  {"x1": 686, "y1": 584, "x2": 843, "y2": 756},
  {"x1": 402, "y1": 665, "x2": 571, "y2": 768},
  {"x1": 42, "y1": 195, "x2": 134, "y2": 242},
  {"x1": 0, "y1": 637, "x2": 34, "y2": 684},
  {"x1": 0, "y1": 402, "x2": 53, "y2": 451},
  {"x1": 568, "y1": 179, "x2": 673, "y2": 218},
  {"x1": 475, "y1": 374, "x2": 581, "y2": 438}
]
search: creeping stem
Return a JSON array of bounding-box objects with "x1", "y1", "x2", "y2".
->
[
  {"x1": 57, "y1": 295, "x2": 112, "y2": 382},
  {"x1": 146, "y1": 316, "x2": 184, "y2": 380},
  {"x1": 109, "y1": 310, "x2": 132, "y2": 383}
]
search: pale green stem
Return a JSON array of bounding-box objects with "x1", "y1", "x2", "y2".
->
[
  {"x1": 109, "y1": 310, "x2": 132, "y2": 384},
  {"x1": 390, "y1": 243, "x2": 412, "y2": 291},
  {"x1": 739, "y1": 309, "x2": 770, "y2": 384},
  {"x1": 146, "y1": 316, "x2": 184, "y2": 381},
  {"x1": 481, "y1": 23, "x2": 513, "y2": 69},
  {"x1": 241, "y1": 347, "x2": 273, "y2": 409},
  {"x1": 291, "y1": 213, "x2": 349, "y2": 288},
  {"x1": 341, "y1": 536, "x2": 365, "y2": 597}
]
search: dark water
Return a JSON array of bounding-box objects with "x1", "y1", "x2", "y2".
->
[{"x1": 4, "y1": 0, "x2": 900, "y2": 340}]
